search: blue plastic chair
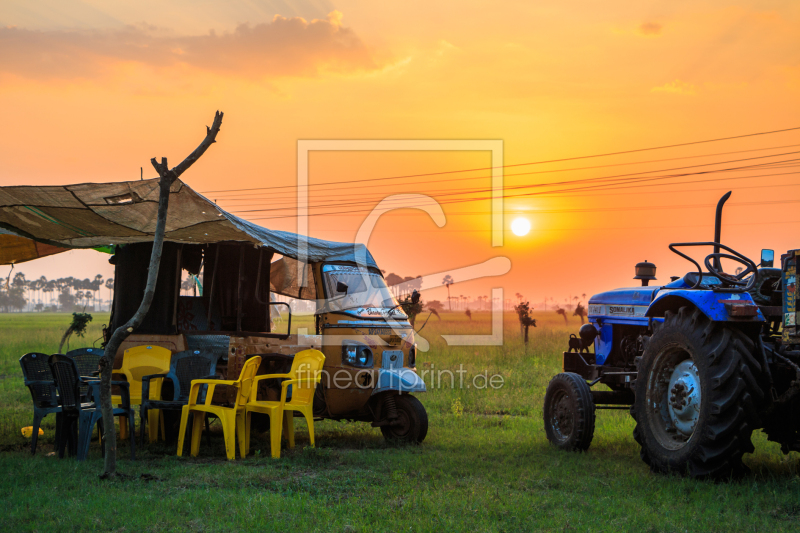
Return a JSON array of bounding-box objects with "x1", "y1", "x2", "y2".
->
[
  {"x1": 140, "y1": 349, "x2": 219, "y2": 445},
  {"x1": 48, "y1": 354, "x2": 137, "y2": 461},
  {"x1": 19, "y1": 352, "x2": 62, "y2": 455}
]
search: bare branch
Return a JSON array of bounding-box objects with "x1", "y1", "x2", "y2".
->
[
  {"x1": 171, "y1": 110, "x2": 224, "y2": 179},
  {"x1": 150, "y1": 156, "x2": 169, "y2": 178},
  {"x1": 98, "y1": 110, "x2": 224, "y2": 476}
]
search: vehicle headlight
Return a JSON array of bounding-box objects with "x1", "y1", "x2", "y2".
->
[
  {"x1": 343, "y1": 345, "x2": 358, "y2": 365},
  {"x1": 342, "y1": 342, "x2": 373, "y2": 368},
  {"x1": 408, "y1": 343, "x2": 417, "y2": 367}
]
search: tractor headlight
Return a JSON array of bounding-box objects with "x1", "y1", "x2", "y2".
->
[{"x1": 342, "y1": 342, "x2": 373, "y2": 368}]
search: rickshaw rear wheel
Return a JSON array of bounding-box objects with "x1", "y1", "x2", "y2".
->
[{"x1": 381, "y1": 394, "x2": 428, "y2": 444}]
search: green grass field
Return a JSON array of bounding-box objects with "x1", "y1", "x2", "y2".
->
[{"x1": 1, "y1": 311, "x2": 799, "y2": 532}]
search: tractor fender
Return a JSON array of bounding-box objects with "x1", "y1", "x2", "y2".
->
[{"x1": 645, "y1": 289, "x2": 764, "y2": 322}]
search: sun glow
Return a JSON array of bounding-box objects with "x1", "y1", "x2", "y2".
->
[{"x1": 511, "y1": 217, "x2": 531, "y2": 236}]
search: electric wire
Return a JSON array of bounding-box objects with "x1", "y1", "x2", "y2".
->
[
  {"x1": 200, "y1": 127, "x2": 800, "y2": 195},
  {"x1": 209, "y1": 143, "x2": 800, "y2": 200},
  {"x1": 225, "y1": 156, "x2": 800, "y2": 217},
  {"x1": 223, "y1": 164, "x2": 800, "y2": 211}
]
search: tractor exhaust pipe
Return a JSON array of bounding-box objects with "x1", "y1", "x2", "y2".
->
[{"x1": 713, "y1": 191, "x2": 732, "y2": 271}]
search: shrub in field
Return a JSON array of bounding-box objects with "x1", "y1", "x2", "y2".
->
[
  {"x1": 555, "y1": 307, "x2": 568, "y2": 325},
  {"x1": 58, "y1": 312, "x2": 93, "y2": 352},
  {"x1": 451, "y1": 398, "x2": 463, "y2": 417},
  {"x1": 399, "y1": 290, "x2": 423, "y2": 326},
  {"x1": 513, "y1": 301, "x2": 537, "y2": 344},
  {"x1": 426, "y1": 301, "x2": 442, "y2": 321},
  {"x1": 573, "y1": 302, "x2": 586, "y2": 324}
]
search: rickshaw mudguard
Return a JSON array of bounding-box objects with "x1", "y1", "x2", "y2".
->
[{"x1": 371, "y1": 368, "x2": 427, "y2": 395}]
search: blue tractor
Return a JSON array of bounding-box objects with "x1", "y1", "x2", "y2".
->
[{"x1": 543, "y1": 192, "x2": 799, "y2": 478}]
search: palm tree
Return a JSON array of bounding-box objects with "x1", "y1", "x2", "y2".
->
[
  {"x1": 105, "y1": 278, "x2": 114, "y2": 311},
  {"x1": 38, "y1": 276, "x2": 47, "y2": 309},
  {"x1": 27, "y1": 277, "x2": 40, "y2": 310},
  {"x1": 442, "y1": 275, "x2": 454, "y2": 311},
  {"x1": 93, "y1": 274, "x2": 104, "y2": 309}
]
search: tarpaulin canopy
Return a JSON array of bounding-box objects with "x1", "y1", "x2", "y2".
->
[{"x1": 0, "y1": 179, "x2": 379, "y2": 285}]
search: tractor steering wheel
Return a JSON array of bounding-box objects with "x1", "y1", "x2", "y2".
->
[{"x1": 703, "y1": 252, "x2": 757, "y2": 289}]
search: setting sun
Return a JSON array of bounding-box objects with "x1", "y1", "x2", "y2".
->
[{"x1": 511, "y1": 217, "x2": 531, "y2": 236}]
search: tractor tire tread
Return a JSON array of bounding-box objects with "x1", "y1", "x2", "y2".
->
[
  {"x1": 543, "y1": 372, "x2": 595, "y2": 452},
  {"x1": 632, "y1": 306, "x2": 766, "y2": 480}
]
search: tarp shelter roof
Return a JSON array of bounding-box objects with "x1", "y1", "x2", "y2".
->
[{"x1": 0, "y1": 178, "x2": 378, "y2": 271}]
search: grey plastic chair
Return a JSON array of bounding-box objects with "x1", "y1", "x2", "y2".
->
[
  {"x1": 48, "y1": 354, "x2": 136, "y2": 461},
  {"x1": 140, "y1": 349, "x2": 219, "y2": 445},
  {"x1": 19, "y1": 352, "x2": 62, "y2": 455}
]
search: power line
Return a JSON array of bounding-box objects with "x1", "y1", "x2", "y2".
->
[
  {"x1": 535, "y1": 174, "x2": 800, "y2": 198},
  {"x1": 209, "y1": 143, "x2": 800, "y2": 200},
  {"x1": 297, "y1": 218, "x2": 800, "y2": 234},
  {"x1": 224, "y1": 155, "x2": 800, "y2": 215},
  {"x1": 243, "y1": 180, "x2": 800, "y2": 220},
  {"x1": 200, "y1": 127, "x2": 800, "y2": 194},
  {"x1": 221, "y1": 164, "x2": 800, "y2": 211}
]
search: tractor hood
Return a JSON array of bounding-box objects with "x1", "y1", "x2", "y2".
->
[{"x1": 588, "y1": 287, "x2": 661, "y2": 320}]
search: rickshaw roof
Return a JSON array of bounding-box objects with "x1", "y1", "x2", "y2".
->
[{"x1": 0, "y1": 178, "x2": 378, "y2": 269}]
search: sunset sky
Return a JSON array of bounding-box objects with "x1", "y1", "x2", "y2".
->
[{"x1": 1, "y1": 0, "x2": 798, "y2": 307}]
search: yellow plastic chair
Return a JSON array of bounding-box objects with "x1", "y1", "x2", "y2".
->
[
  {"x1": 112, "y1": 345, "x2": 172, "y2": 441},
  {"x1": 245, "y1": 349, "x2": 325, "y2": 459},
  {"x1": 177, "y1": 356, "x2": 262, "y2": 460}
]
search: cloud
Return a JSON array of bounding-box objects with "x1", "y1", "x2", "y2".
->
[
  {"x1": 0, "y1": 11, "x2": 379, "y2": 80},
  {"x1": 650, "y1": 80, "x2": 696, "y2": 95},
  {"x1": 638, "y1": 22, "x2": 663, "y2": 36}
]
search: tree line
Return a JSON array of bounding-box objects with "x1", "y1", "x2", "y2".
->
[{"x1": 0, "y1": 271, "x2": 113, "y2": 312}]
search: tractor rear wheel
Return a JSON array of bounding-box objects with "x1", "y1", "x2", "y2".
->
[
  {"x1": 543, "y1": 372, "x2": 596, "y2": 451},
  {"x1": 633, "y1": 306, "x2": 765, "y2": 479}
]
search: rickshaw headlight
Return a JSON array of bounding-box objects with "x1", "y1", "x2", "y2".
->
[
  {"x1": 342, "y1": 342, "x2": 373, "y2": 368},
  {"x1": 343, "y1": 345, "x2": 358, "y2": 365},
  {"x1": 357, "y1": 348, "x2": 371, "y2": 366}
]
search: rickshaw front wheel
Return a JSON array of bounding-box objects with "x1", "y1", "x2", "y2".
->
[{"x1": 381, "y1": 394, "x2": 428, "y2": 444}]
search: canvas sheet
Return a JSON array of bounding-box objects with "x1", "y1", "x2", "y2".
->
[{"x1": 0, "y1": 179, "x2": 378, "y2": 277}]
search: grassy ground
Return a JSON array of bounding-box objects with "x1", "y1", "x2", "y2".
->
[{"x1": 1, "y1": 311, "x2": 799, "y2": 532}]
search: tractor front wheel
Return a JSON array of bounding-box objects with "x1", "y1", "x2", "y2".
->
[{"x1": 543, "y1": 372, "x2": 596, "y2": 451}]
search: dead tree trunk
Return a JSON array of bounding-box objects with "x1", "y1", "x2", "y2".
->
[
  {"x1": 58, "y1": 326, "x2": 76, "y2": 354},
  {"x1": 98, "y1": 111, "x2": 223, "y2": 477}
]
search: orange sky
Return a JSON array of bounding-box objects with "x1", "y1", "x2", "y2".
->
[{"x1": 0, "y1": 0, "x2": 798, "y2": 307}]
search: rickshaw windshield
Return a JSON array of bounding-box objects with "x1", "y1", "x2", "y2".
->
[{"x1": 321, "y1": 264, "x2": 399, "y2": 311}]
